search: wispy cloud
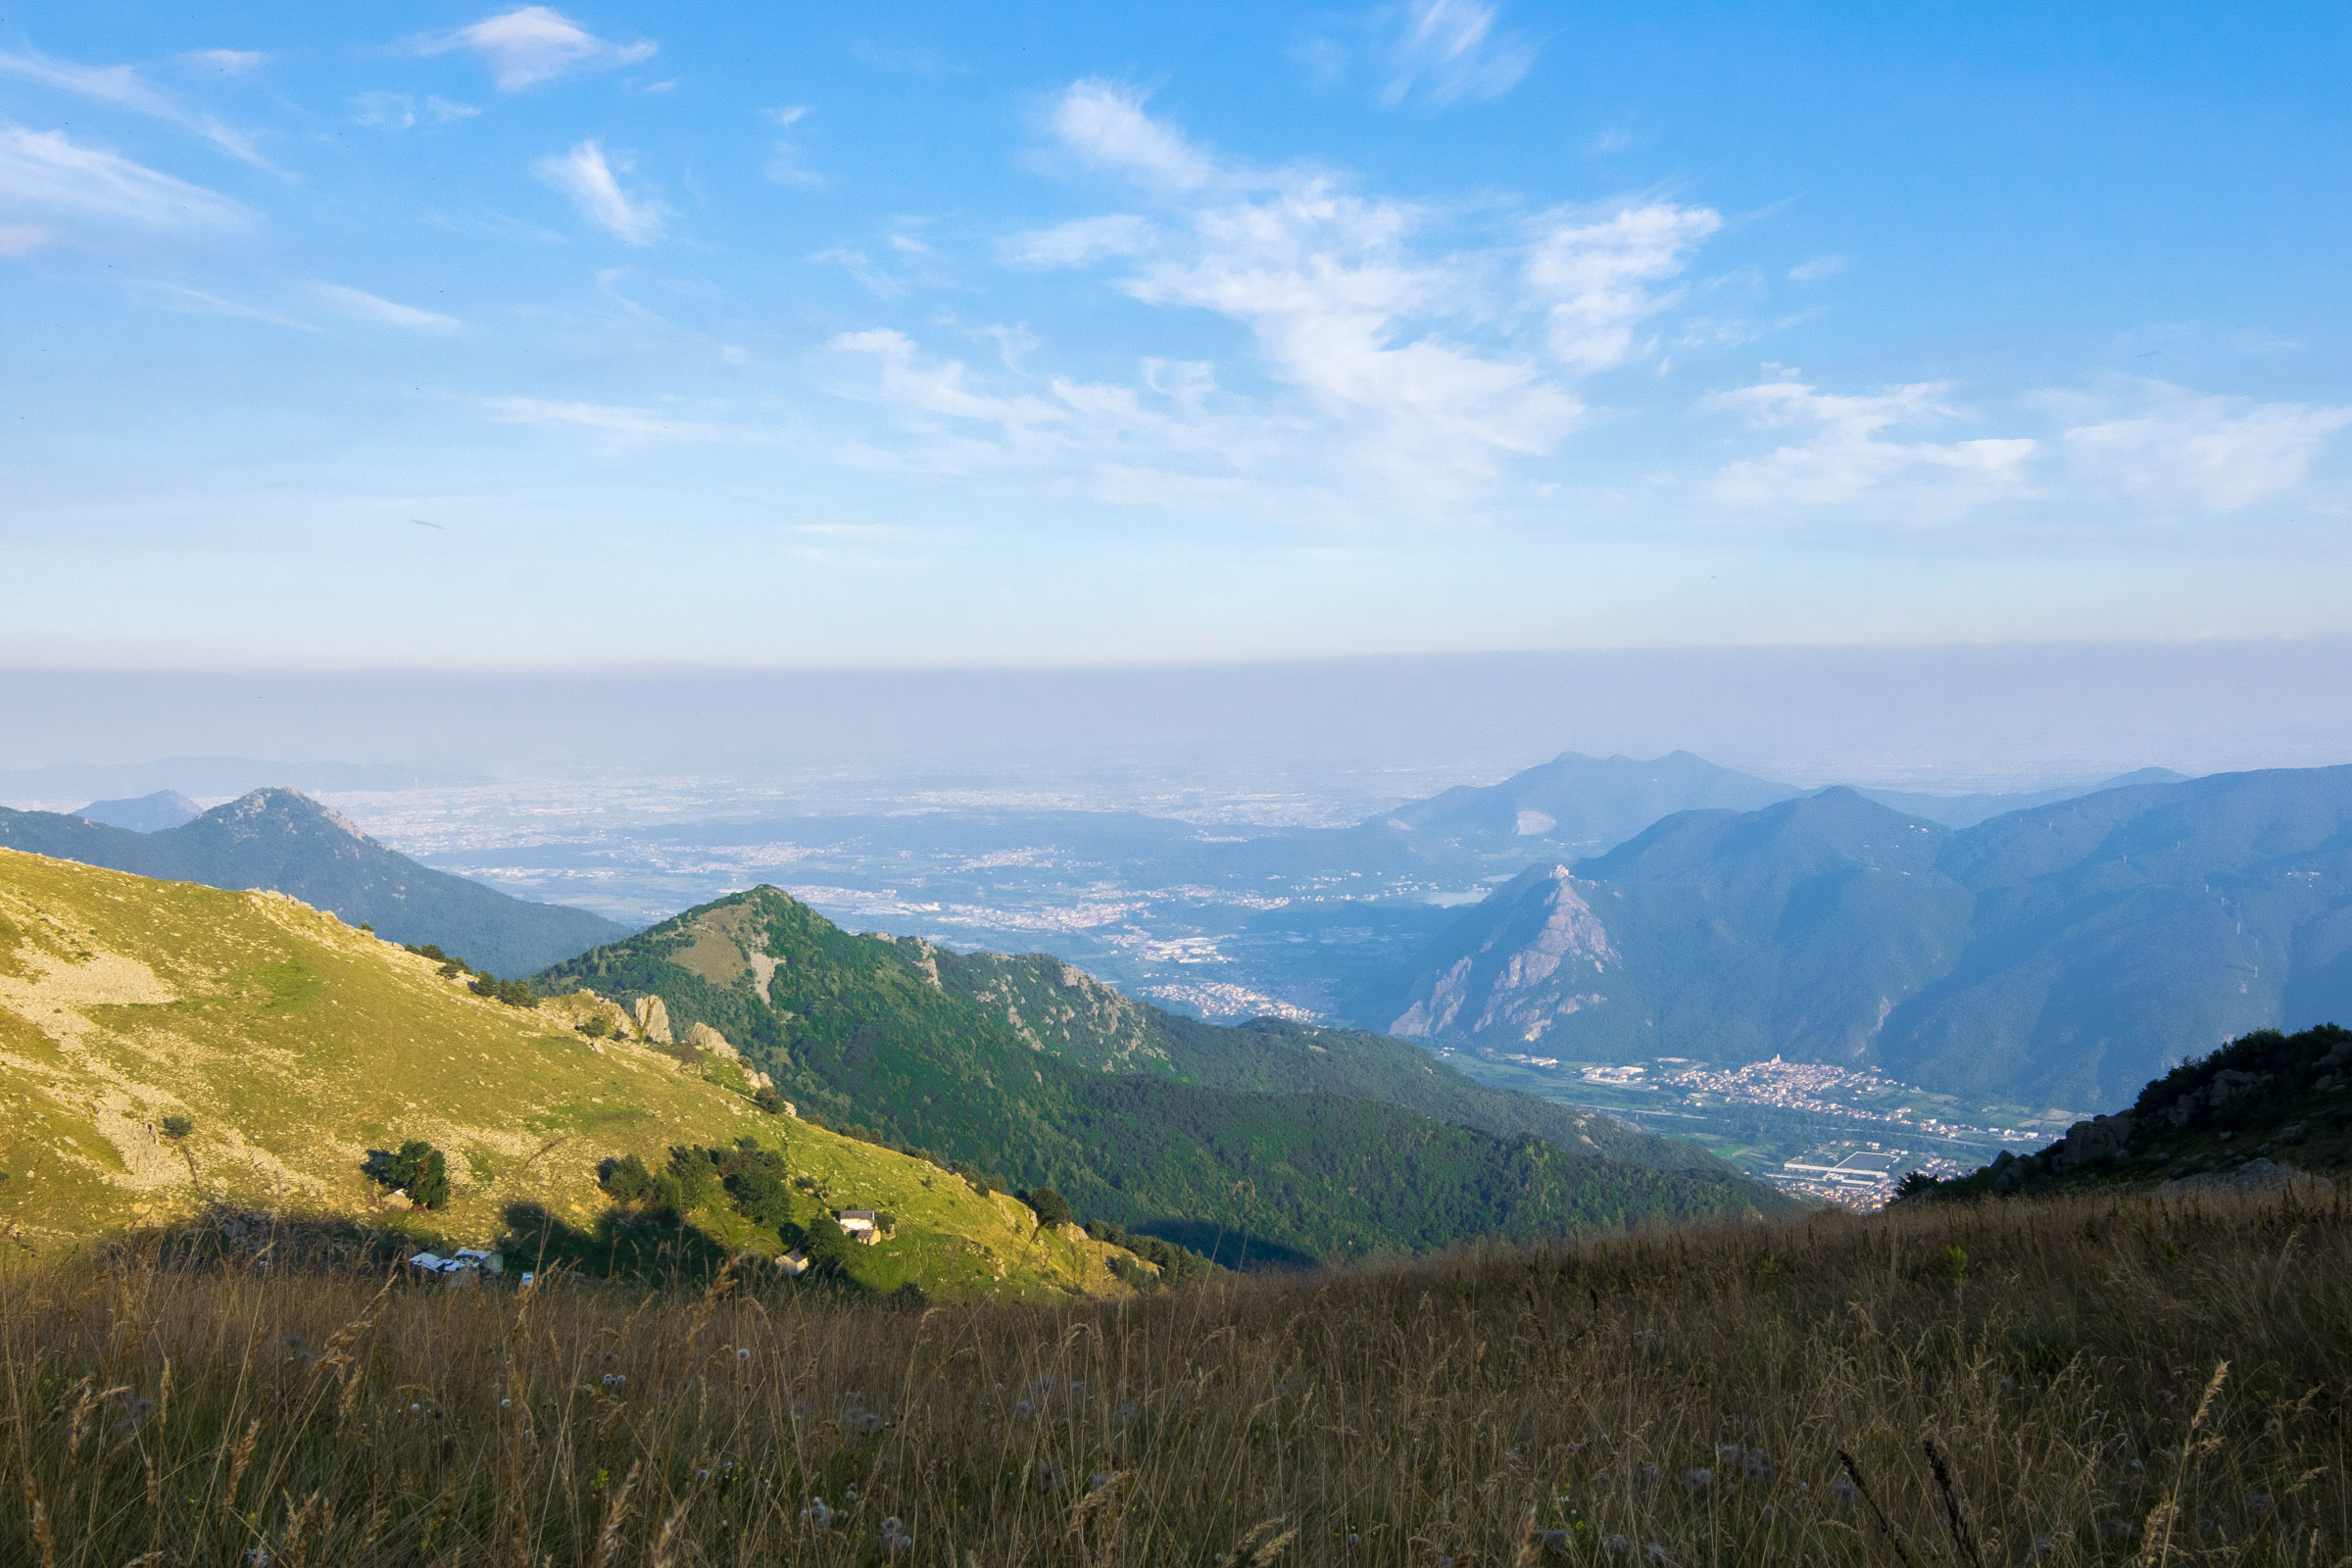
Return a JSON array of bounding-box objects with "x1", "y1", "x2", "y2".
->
[
  {"x1": 830, "y1": 81, "x2": 1730, "y2": 510},
  {"x1": 416, "y1": 7, "x2": 656, "y2": 91},
  {"x1": 761, "y1": 105, "x2": 821, "y2": 187},
  {"x1": 1707, "y1": 371, "x2": 2037, "y2": 510},
  {"x1": 353, "y1": 91, "x2": 480, "y2": 130},
  {"x1": 310, "y1": 282, "x2": 462, "y2": 333},
  {"x1": 1003, "y1": 214, "x2": 1153, "y2": 268},
  {"x1": 1050, "y1": 79, "x2": 1215, "y2": 190},
  {"x1": 0, "y1": 125, "x2": 246, "y2": 250},
  {"x1": 2051, "y1": 381, "x2": 2352, "y2": 511},
  {"x1": 1788, "y1": 255, "x2": 1846, "y2": 283},
  {"x1": 534, "y1": 140, "x2": 665, "y2": 243},
  {"x1": 486, "y1": 396, "x2": 778, "y2": 445},
  {"x1": 1381, "y1": 0, "x2": 1537, "y2": 105},
  {"x1": 1525, "y1": 203, "x2": 1722, "y2": 370},
  {"x1": 181, "y1": 49, "x2": 270, "y2": 76},
  {"x1": 0, "y1": 46, "x2": 268, "y2": 165}
]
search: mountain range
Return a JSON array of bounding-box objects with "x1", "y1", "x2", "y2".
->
[
  {"x1": 0, "y1": 788, "x2": 627, "y2": 976},
  {"x1": 1359, "y1": 764, "x2": 2352, "y2": 1108},
  {"x1": 1370, "y1": 748, "x2": 2190, "y2": 851},
  {"x1": 534, "y1": 887, "x2": 1788, "y2": 1264}
]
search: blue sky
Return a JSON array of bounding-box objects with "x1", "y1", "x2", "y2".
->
[{"x1": 4, "y1": 2, "x2": 2349, "y2": 668}]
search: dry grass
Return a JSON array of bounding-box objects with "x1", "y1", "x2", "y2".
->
[{"x1": 6, "y1": 1185, "x2": 2349, "y2": 1566}]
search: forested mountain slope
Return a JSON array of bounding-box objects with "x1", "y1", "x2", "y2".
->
[{"x1": 535, "y1": 889, "x2": 1789, "y2": 1264}]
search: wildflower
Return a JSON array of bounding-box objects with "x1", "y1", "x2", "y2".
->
[
  {"x1": 500, "y1": 1398, "x2": 510, "y2": 1408},
  {"x1": 2032, "y1": 1537, "x2": 2057, "y2": 1559},
  {"x1": 1997, "y1": 1377, "x2": 2020, "y2": 1395},
  {"x1": 1716, "y1": 1444, "x2": 1742, "y2": 1465},
  {"x1": 1538, "y1": 1530, "x2": 1570, "y2": 1556},
  {"x1": 2246, "y1": 1494, "x2": 2275, "y2": 1518},
  {"x1": 850, "y1": 1409, "x2": 883, "y2": 1434},
  {"x1": 738, "y1": 1348, "x2": 752, "y2": 1361},
  {"x1": 411, "y1": 1402, "x2": 421, "y2": 1413},
  {"x1": 1743, "y1": 1450, "x2": 1776, "y2": 1481},
  {"x1": 2102, "y1": 1518, "x2": 2137, "y2": 1541},
  {"x1": 800, "y1": 1498, "x2": 834, "y2": 1530},
  {"x1": 1682, "y1": 1468, "x2": 1712, "y2": 1493},
  {"x1": 881, "y1": 1517, "x2": 910, "y2": 1557},
  {"x1": 1089, "y1": 1472, "x2": 1112, "y2": 1492},
  {"x1": 1601, "y1": 1536, "x2": 1630, "y2": 1557},
  {"x1": 1014, "y1": 1399, "x2": 1034, "y2": 1419},
  {"x1": 844, "y1": 1483, "x2": 859, "y2": 1501},
  {"x1": 1592, "y1": 1472, "x2": 1611, "y2": 1488},
  {"x1": 1646, "y1": 1544, "x2": 1670, "y2": 1566},
  {"x1": 1831, "y1": 1479, "x2": 1860, "y2": 1505}
]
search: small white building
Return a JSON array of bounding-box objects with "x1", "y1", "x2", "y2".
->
[
  {"x1": 837, "y1": 1209, "x2": 881, "y2": 1244},
  {"x1": 407, "y1": 1248, "x2": 504, "y2": 1284}
]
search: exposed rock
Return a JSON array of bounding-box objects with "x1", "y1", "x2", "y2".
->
[
  {"x1": 632, "y1": 995, "x2": 672, "y2": 1045},
  {"x1": 684, "y1": 1021, "x2": 738, "y2": 1061},
  {"x1": 2056, "y1": 1110, "x2": 2135, "y2": 1170},
  {"x1": 2155, "y1": 1158, "x2": 2331, "y2": 1199}
]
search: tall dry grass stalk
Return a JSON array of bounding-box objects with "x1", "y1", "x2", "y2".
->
[{"x1": 4, "y1": 1184, "x2": 2348, "y2": 1565}]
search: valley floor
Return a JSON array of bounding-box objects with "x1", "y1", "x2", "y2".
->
[{"x1": 7, "y1": 1186, "x2": 2348, "y2": 1565}]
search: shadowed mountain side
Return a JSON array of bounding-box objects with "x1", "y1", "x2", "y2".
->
[
  {"x1": 534, "y1": 888, "x2": 1790, "y2": 1264},
  {"x1": 1357, "y1": 790, "x2": 1970, "y2": 1064},
  {"x1": 0, "y1": 787, "x2": 628, "y2": 975},
  {"x1": 928, "y1": 947, "x2": 1729, "y2": 1172},
  {"x1": 1359, "y1": 763, "x2": 2352, "y2": 1109}
]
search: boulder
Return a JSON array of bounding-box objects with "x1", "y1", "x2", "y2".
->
[
  {"x1": 684, "y1": 1020, "x2": 739, "y2": 1060},
  {"x1": 631, "y1": 995, "x2": 672, "y2": 1045},
  {"x1": 2056, "y1": 1110, "x2": 2134, "y2": 1170}
]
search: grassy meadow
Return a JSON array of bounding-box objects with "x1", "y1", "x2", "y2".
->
[{"x1": 8, "y1": 1183, "x2": 2348, "y2": 1566}]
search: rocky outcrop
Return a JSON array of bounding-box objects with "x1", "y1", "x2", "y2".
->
[
  {"x1": 2055, "y1": 1110, "x2": 2135, "y2": 1170},
  {"x1": 1384, "y1": 865, "x2": 1616, "y2": 1044},
  {"x1": 632, "y1": 995, "x2": 672, "y2": 1045}
]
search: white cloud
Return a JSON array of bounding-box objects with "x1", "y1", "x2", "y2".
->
[
  {"x1": 417, "y1": 7, "x2": 656, "y2": 91},
  {"x1": 534, "y1": 140, "x2": 664, "y2": 243},
  {"x1": 1381, "y1": 0, "x2": 1537, "y2": 105},
  {"x1": 2055, "y1": 383, "x2": 2351, "y2": 511},
  {"x1": 1050, "y1": 79, "x2": 1215, "y2": 190},
  {"x1": 353, "y1": 92, "x2": 479, "y2": 129},
  {"x1": 825, "y1": 81, "x2": 1733, "y2": 509},
  {"x1": 0, "y1": 125, "x2": 245, "y2": 246},
  {"x1": 310, "y1": 282, "x2": 462, "y2": 333},
  {"x1": 0, "y1": 46, "x2": 268, "y2": 165},
  {"x1": 1708, "y1": 372, "x2": 2037, "y2": 509},
  {"x1": 1004, "y1": 214, "x2": 1153, "y2": 268},
  {"x1": 1788, "y1": 255, "x2": 1845, "y2": 283},
  {"x1": 1524, "y1": 203, "x2": 1722, "y2": 370}
]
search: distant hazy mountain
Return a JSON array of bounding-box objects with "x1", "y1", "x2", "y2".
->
[
  {"x1": 1365, "y1": 749, "x2": 2190, "y2": 851},
  {"x1": 0, "y1": 787, "x2": 627, "y2": 975},
  {"x1": 1375, "y1": 750, "x2": 1802, "y2": 850},
  {"x1": 75, "y1": 789, "x2": 200, "y2": 832},
  {"x1": 1358, "y1": 765, "x2": 2352, "y2": 1109},
  {"x1": 1852, "y1": 767, "x2": 2190, "y2": 829}
]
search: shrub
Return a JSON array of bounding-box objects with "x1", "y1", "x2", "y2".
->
[
  {"x1": 366, "y1": 1139, "x2": 451, "y2": 1209},
  {"x1": 467, "y1": 973, "x2": 538, "y2": 1008},
  {"x1": 579, "y1": 1013, "x2": 611, "y2": 1039},
  {"x1": 1019, "y1": 1186, "x2": 1073, "y2": 1229},
  {"x1": 160, "y1": 1114, "x2": 195, "y2": 1140},
  {"x1": 754, "y1": 1086, "x2": 785, "y2": 1114}
]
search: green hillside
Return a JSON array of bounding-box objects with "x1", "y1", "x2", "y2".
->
[
  {"x1": 535, "y1": 888, "x2": 1790, "y2": 1264},
  {"x1": 0, "y1": 849, "x2": 1144, "y2": 1301},
  {"x1": 0, "y1": 787, "x2": 627, "y2": 975},
  {"x1": 937, "y1": 946, "x2": 1728, "y2": 1170},
  {"x1": 1912, "y1": 1022, "x2": 2352, "y2": 1200}
]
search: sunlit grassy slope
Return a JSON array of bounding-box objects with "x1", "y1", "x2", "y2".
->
[{"x1": 0, "y1": 849, "x2": 1138, "y2": 1301}]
